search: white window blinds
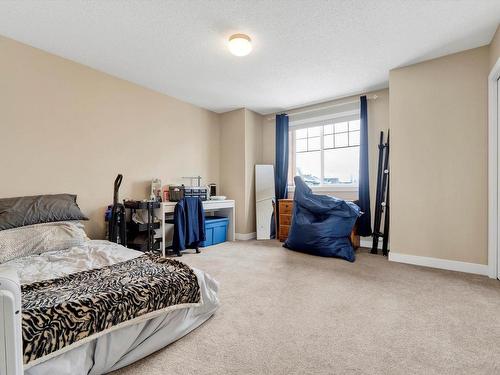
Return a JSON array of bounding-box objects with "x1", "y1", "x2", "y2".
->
[{"x1": 288, "y1": 100, "x2": 360, "y2": 130}]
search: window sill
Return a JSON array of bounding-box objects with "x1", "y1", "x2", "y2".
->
[{"x1": 287, "y1": 185, "x2": 359, "y2": 193}]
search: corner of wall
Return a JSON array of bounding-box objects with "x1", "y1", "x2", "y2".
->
[
  {"x1": 219, "y1": 108, "x2": 266, "y2": 234},
  {"x1": 489, "y1": 24, "x2": 500, "y2": 70}
]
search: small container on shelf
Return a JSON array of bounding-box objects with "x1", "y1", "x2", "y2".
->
[{"x1": 168, "y1": 185, "x2": 208, "y2": 202}]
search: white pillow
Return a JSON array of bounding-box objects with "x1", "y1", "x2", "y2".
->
[{"x1": 0, "y1": 221, "x2": 89, "y2": 264}]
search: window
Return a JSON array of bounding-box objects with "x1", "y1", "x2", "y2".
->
[{"x1": 290, "y1": 119, "x2": 360, "y2": 188}]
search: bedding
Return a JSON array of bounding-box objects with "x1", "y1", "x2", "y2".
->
[
  {"x1": 0, "y1": 240, "x2": 140, "y2": 284},
  {"x1": 0, "y1": 239, "x2": 219, "y2": 373},
  {"x1": 25, "y1": 268, "x2": 219, "y2": 375},
  {"x1": 0, "y1": 194, "x2": 87, "y2": 230},
  {"x1": 0, "y1": 221, "x2": 89, "y2": 264},
  {"x1": 22, "y1": 254, "x2": 201, "y2": 366}
]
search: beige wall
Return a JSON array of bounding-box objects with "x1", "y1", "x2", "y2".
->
[
  {"x1": 390, "y1": 46, "x2": 489, "y2": 264},
  {"x1": 261, "y1": 88, "x2": 390, "y2": 223},
  {"x1": 0, "y1": 35, "x2": 220, "y2": 239},
  {"x1": 262, "y1": 115, "x2": 276, "y2": 166},
  {"x1": 244, "y1": 109, "x2": 264, "y2": 234},
  {"x1": 219, "y1": 108, "x2": 264, "y2": 235},
  {"x1": 490, "y1": 25, "x2": 500, "y2": 70},
  {"x1": 367, "y1": 89, "x2": 390, "y2": 222},
  {"x1": 219, "y1": 109, "x2": 246, "y2": 233}
]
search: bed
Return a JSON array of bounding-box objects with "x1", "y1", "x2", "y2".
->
[{"x1": 0, "y1": 195, "x2": 219, "y2": 375}]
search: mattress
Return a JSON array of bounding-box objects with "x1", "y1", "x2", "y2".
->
[{"x1": 0, "y1": 240, "x2": 219, "y2": 374}]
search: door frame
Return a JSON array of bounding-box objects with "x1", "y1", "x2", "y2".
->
[{"x1": 488, "y1": 57, "x2": 500, "y2": 279}]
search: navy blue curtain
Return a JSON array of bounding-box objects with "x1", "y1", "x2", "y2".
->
[
  {"x1": 274, "y1": 114, "x2": 289, "y2": 229},
  {"x1": 357, "y1": 96, "x2": 372, "y2": 236}
]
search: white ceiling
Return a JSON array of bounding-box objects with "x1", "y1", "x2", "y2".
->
[{"x1": 0, "y1": 1, "x2": 499, "y2": 114}]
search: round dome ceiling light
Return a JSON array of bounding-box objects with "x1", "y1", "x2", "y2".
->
[{"x1": 228, "y1": 33, "x2": 252, "y2": 57}]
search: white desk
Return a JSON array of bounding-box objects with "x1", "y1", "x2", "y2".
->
[{"x1": 155, "y1": 199, "x2": 235, "y2": 256}]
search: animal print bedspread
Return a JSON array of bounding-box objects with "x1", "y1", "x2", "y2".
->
[{"x1": 21, "y1": 254, "x2": 201, "y2": 365}]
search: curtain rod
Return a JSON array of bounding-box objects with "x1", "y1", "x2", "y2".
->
[{"x1": 267, "y1": 94, "x2": 378, "y2": 120}]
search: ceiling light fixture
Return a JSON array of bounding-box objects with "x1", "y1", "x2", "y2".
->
[{"x1": 228, "y1": 33, "x2": 252, "y2": 57}]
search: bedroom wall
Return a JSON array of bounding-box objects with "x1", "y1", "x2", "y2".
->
[
  {"x1": 244, "y1": 109, "x2": 264, "y2": 235},
  {"x1": 389, "y1": 45, "x2": 489, "y2": 265},
  {"x1": 489, "y1": 24, "x2": 500, "y2": 69},
  {"x1": 219, "y1": 108, "x2": 264, "y2": 235},
  {"x1": 261, "y1": 88, "x2": 390, "y2": 226},
  {"x1": 0, "y1": 35, "x2": 220, "y2": 239},
  {"x1": 219, "y1": 109, "x2": 247, "y2": 234}
]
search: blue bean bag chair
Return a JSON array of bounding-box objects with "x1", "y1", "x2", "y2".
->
[{"x1": 284, "y1": 176, "x2": 361, "y2": 262}]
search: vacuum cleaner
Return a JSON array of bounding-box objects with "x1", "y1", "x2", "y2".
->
[{"x1": 107, "y1": 174, "x2": 127, "y2": 246}]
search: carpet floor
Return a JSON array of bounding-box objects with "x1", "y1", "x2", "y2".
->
[{"x1": 114, "y1": 240, "x2": 500, "y2": 375}]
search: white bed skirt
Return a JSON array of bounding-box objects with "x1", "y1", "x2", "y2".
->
[{"x1": 25, "y1": 269, "x2": 219, "y2": 375}]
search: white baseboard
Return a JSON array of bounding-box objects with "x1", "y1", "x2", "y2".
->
[
  {"x1": 359, "y1": 237, "x2": 388, "y2": 250},
  {"x1": 235, "y1": 232, "x2": 256, "y2": 241},
  {"x1": 388, "y1": 252, "x2": 489, "y2": 276}
]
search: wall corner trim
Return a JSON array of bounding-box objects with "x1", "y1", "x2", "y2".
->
[
  {"x1": 488, "y1": 56, "x2": 500, "y2": 279},
  {"x1": 388, "y1": 252, "x2": 489, "y2": 276},
  {"x1": 235, "y1": 232, "x2": 257, "y2": 241}
]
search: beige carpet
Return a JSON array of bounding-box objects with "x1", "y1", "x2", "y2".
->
[{"x1": 114, "y1": 240, "x2": 500, "y2": 375}]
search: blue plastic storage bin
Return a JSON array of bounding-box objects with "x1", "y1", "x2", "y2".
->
[{"x1": 200, "y1": 216, "x2": 229, "y2": 247}]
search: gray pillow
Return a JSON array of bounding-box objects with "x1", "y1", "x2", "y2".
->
[{"x1": 0, "y1": 194, "x2": 88, "y2": 231}]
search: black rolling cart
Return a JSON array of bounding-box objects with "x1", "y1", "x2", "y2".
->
[{"x1": 124, "y1": 200, "x2": 162, "y2": 252}]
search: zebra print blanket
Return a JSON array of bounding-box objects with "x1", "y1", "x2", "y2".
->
[{"x1": 21, "y1": 254, "x2": 201, "y2": 365}]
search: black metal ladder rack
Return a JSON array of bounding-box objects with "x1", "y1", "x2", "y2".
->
[{"x1": 372, "y1": 131, "x2": 390, "y2": 256}]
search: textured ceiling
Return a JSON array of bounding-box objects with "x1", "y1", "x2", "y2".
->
[{"x1": 0, "y1": 1, "x2": 499, "y2": 114}]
